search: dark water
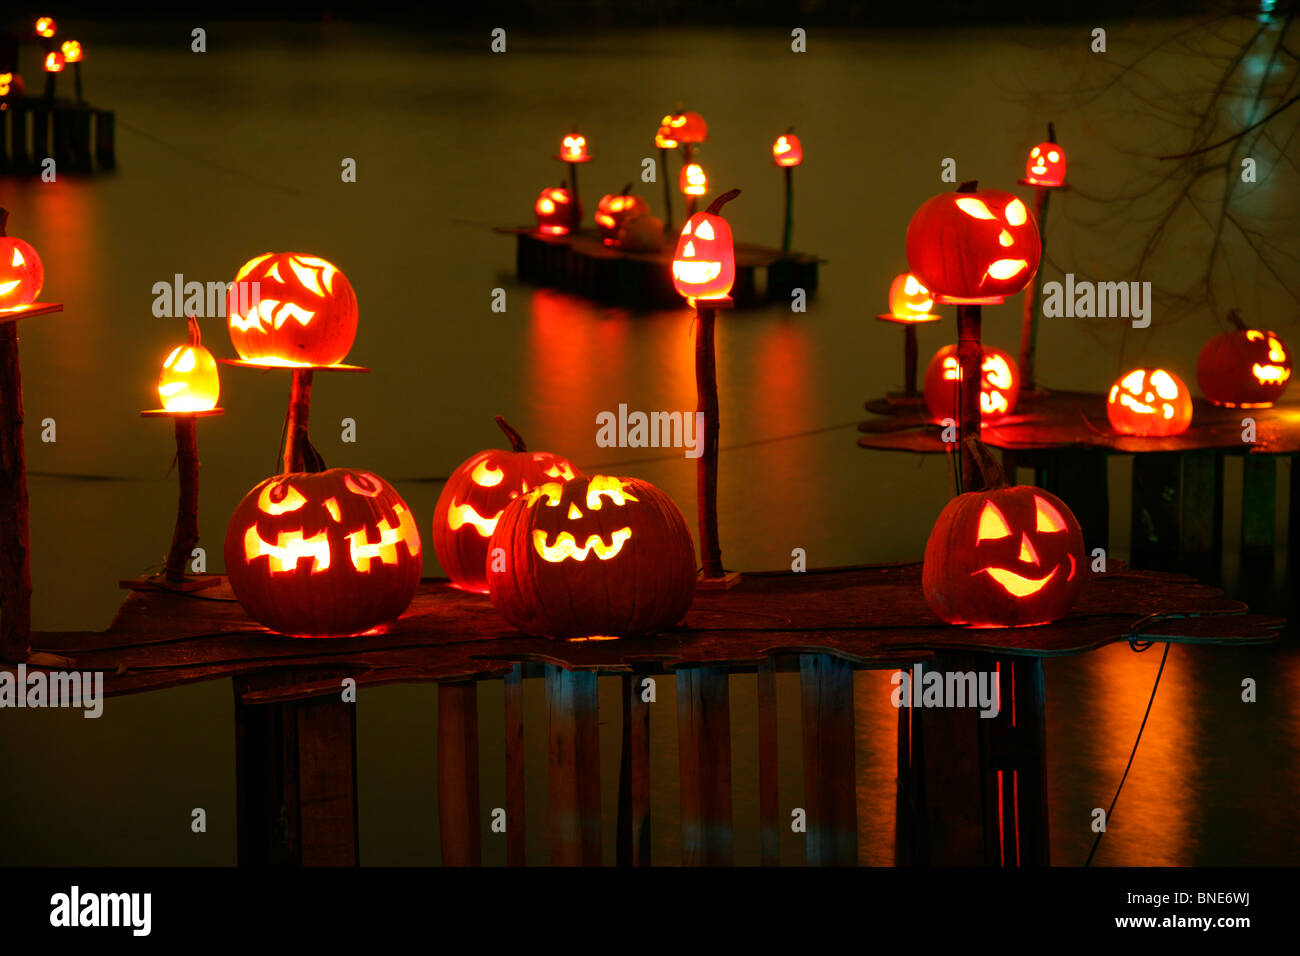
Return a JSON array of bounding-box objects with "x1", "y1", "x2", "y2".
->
[{"x1": 1, "y1": 19, "x2": 1297, "y2": 864}]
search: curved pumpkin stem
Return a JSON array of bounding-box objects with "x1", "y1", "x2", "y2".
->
[
  {"x1": 494, "y1": 415, "x2": 528, "y2": 453},
  {"x1": 957, "y1": 180, "x2": 978, "y2": 193},
  {"x1": 963, "y1": 435, "x2": 1008, "y2": 491},
  {"x1": 1226, "y1": 309, "x2": 1247, "y2": 331},
  {"x1": 0, "y1": 208, "x2": 8, "y2": 237},
  {"x1": 1047, "y1": 121, "x2": 1056, "y2": 144},
  {"x1": 620, "y1": 182, "x2": 632, "y2": 196},
  {"x1": 705, "y1": 188, "x2": 741, "y2": 216},
  {"x1": 186, "y1": 314, "x2": 201, "y2": 347}
]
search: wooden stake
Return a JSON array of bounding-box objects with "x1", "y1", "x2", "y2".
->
[
  {"x1": 904, "y1": 324, "x2": 919, "y2": 397},
  {"x1": 567, "y1": 162, "x2": 581, "y2": 234},
  {"x1": 781, "y1": 165, "x2": 794, "y2": 254},
  {"x1": 74, "y1": 63, "x2": 84, "y2": 106},
  {"x1": 957, "y1": 303, "x2": 984, "y2": 492},
  {"x1": 284, "y1": 368, "x2": 314, "y2": 473},
  {"x1": 696, "y1": 303, "x2": 723, "y2": 578},
  {"x1": 164, "y1": 416, "x2": 200, "y2": 582},
  {"x1": 1018, "y1": 122, "x2": 1056, "y2": 391},
  {"x1": 660, "y1": 147, "x2": 674, "y2": 233},
  {"x1": 0, "y1": 208, "x2": 31, "y2": 662}
]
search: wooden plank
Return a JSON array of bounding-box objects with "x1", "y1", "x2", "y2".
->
[
  {"x1": 757, "y1": 658, "x2": 780, "y2": 866},
  {"x1": 799, "y1": 653, "x2": 858, "y2": 866},
  {"x1": 1180, "y1": 451, "x2": 1224, "y2": 582},
  {"x1": 894, "y1": 680, "x2": 915, "y2": 865},
  {"x1": 546, "y1": 666, "x2": 601, "y2": 865},
  {"x1": 1034, "y1": 449, "x2": 1110, "y2": 552},
  {"x1": 437, "y1": 680, "x2": 481, "y2": 866},
  {"x1": 504, "y1": 663, "x2": 526, "y2": 866},
  {"x1": 1131, "y1": 452, "x2": 1182, "y2": 571},
  {"x1": 616, "y1": 670, "x2": 652, "y2": 866},
  {"x1": 676, "y1": 666, "x2": 733, "y2": 865},
  {"x1": 1241, "y1": 456, "x2": 1277, "y2": 577},
  {"x1": 1011, "y1": 657, "x2": 1050, "y2": 866}
]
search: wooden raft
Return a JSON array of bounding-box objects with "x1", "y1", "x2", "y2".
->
[
  {"x1": 498, "y1": 226, "x2": 823, "y2": 308},
  {"x1": 13, "y1": 564, "x2": 1279, "y2": 868},
  {"x1": 1, "y1": 102, "x2": 116, "y2": 175}
]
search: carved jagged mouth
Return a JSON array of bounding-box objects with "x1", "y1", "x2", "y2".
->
[
  {"x1": 1253, "y1": 363, "x2": 1291, "y2": 384},
  {"x1": 447, "y1": 500, "x2": 502, "y2": 538},
  {"x1": 672, "y1": 261, "x2": 721, "y2": 284},
  {"x1": 976, "y1": 565, "x2": 1058, "y2": 597},
  {"x1": 534, "y1": 528, "x2": 631, "y2": 563}
]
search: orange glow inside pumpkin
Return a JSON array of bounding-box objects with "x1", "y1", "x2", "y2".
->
[
  {"x1": 654, "y1": 125, "x2": 678, "y2": 149},
  {"x1": 535, "y1": 186, "x2": 574, "y2": 236},
  {"x1": 680, "y1": 163, "x2": 707, "y2": 197},
  {"x1": 1024, "y1": 142, "x2": 1066, "y2": 188},
  {"x1": 672, "y1": 213, "x2": 735, "y2": 301},
  {"x1": 954, "y1": 196, "x2": 1030, "y2": 284},
  {"x1": 887, "y1": 273, "x2": 934, "y2": 321},
  {"x1": 35, "y1": 17, "x2": 57, "y2": 38},
  {"x1": 43, "y1": 52, "x2": 64, "y2": 73},
  {"x1": 973, "y1": 498, "x2": 1076, "y2": 598},
  {"x1": 526, "y1": 475, "x2": 638, "y2": 563},
  {"x1": 0, "y1": 74, "x2": 13, "y2": 98},
  {"x1": 61, "y1": 40, "x2": 82, "y2": 63},
  {"x1": 773, "y1": 134, "x2": 803, "y2": 167},
  {"x1": 1246, "y1": 329, "x2": 1291, "y2": 385},
  {"x1": 1107, "y1": 368, "x2": 1193, "y2": 436},
  {"x1": 941, "y1": 351, "x2": 1017, "y2": 416},
  {"x1": 158, "y1": 344, "x2": 220, "y2": 412},
  {"x1": 562, "y1": 133, "x2": 588, "y2": 162}
]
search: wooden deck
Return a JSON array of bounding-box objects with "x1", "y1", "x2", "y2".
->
[{"x1": 1, "y1": 101, "x2": 116, "y2": 175}]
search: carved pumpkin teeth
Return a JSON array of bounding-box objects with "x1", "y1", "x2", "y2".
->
[
  {"x1": 1253, "y1": 363, "x2": 1291, "y2": 383},
  {"x1": 533, "y1": 528, "x2": 632, "y2": 563},
  {"x1": 672, "y1": 260, "x2": 721, "y2": 284}
]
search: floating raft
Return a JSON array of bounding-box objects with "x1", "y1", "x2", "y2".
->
[
  {"x1": 0, "y1": 101, "x2": 116, "y2": 175},
  {"x1": 497, "y1": 226, "x2": 823, "y2": 308}
]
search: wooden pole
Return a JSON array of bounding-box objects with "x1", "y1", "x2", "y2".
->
[
  {"x1": 904, "y1": 324, "x2": 919, "y2": 397},
  {"x1": 659, "y1": 147, "x2": 674, "y2": 233},
  {"x1": 74, "y1": 63, "x2": 83, "y2": 106},
  {"x1": 957, "y1": 303, "x2": 984, "y2": 492},
  {"x1": 696, "y1": 304, "x2": 723, "y2": 578},
  {"x1": 164, "y1": 416, "x2": 200, "y2": 582},
  {"x1": 781, "y1": 165, "x2": 794, "y2": 254},
  {"x1": 567, "y1": 163, "x2": 580, "y2": 234},
  {"x1": 1018, "y1": 122, "x2": 1056, "y2": 392},
  {"x1": 0, "y1": 208, "x2": 32, "y2": 662},
  {"x1": 284, "y1": 368, "x2": 313, "y2": 473}
]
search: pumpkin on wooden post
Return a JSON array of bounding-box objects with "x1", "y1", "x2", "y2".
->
[
  {"x1": 923, "y1": 343, "x2": 1020, "y2": 424},
  {"x1": 654, "y1": 119, "x2": 679, "y2": 232},
  {"x1": 535, "y1": 184, "x2": 580, "y2": 237},
  {"x1": 772, "y1": 129, "x2": 802, "y2": 253},
  {"x1": 1016, "y1": 122, "x2": 1068, "y2": 392},
  {"x1": 1197, "y1": 310, "x2": 1291, "y2": 407},
  {"x1": 875, "y1": 272, "x2": 941, "y2": 400},
  {"x1": 557, "y1": 128, "x2": 592, "y2": 234}
]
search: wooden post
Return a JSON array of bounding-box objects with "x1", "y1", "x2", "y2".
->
[
  {"x1": 73, "y1": 62, "x2": 83, "y2": 105},
  {"x1": 616, "y1": 670, "x2": 652, "y2": 866},
  {"x1": 284, "y1": 368, "x2": 313, "y2": 473},
  {"x1": 659, "y1": 146, "x2": 674, "y2": 233},
  {"x1": 1131, "y1": 452, "x2": 1182, "y2": 571},
  {"x1": 799, "y1": 653, "x2": 857, "y2": 866},
  {"x1": 696, "y1": 304, "x2": 724, "y2": 578},
  {"x1": 437, "y1": 680, "x2": 482, "y2": 866},
  {"x1": 1018, "y1": 122, "x2": 1057, "y2": 392},
  {"x1": 781, "y1": 165, "x2": 794, "y2": 254},
  {"x1": 546, "y1": 666, "x2": 602, "y2": 865},
  {"x1": 676, "y1": 666, "x2": 733, "y2": 865},
  {"x1": 567, "y1": 162, "x2": 580, "y2": 234},
  {"x1": 0, "y1": 209, "x2": 32, "y2": 663},
  {"x1": 956, "y1": 303, "x2": 984, "y2": 491},
  {"x1": 757, "y1": 658, "x2": 780, "y2": 866},
  {"x1": 164, "y1": 416, "x2": 200, "y2": 582},
  {"x1": 503, "y1": 663, "x2": 526, "y2": 866},
  {"x1": 903, "y1": 324, "x2": 919, "y2": 397}
]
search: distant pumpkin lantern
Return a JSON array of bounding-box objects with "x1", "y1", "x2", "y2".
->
[
  {"x1": 887, "y1": 273, "x2": 935, "y2": 321},
  {"x1": 664, "y1": 110, "x2": 707, "y2": 145},
  {"x1": 1023, "y1": 142, "x2": 1066, "y2": 188},
  {"x1": 225, "y1": 468, "x2": 422, "y2": 637},
  {"x1": 561, "y1": 133, "x2": 589, "y2": 163},
  {"x1": 61, "y1": 40, "x2": 83, "y2": 63},
  {"x1": 158, "y1": 316, "x2": 220, "y2": 412},
  {"x1": 1197, "y1": 314, "x2": 1291, "y2": 408},
  {"x1": 487, "y1": 474, "x2": 697, "y2": 639},
  {"x1": 680, "y1": 162, "x2": 708, "y2": 197},
  {"x1": 433, "y1": 417, "x2": 579, "y2": 594},
  {"x1": 905, "y1": 187, "x2": 1041, "y2": 303},
  {"x1": 535, "y1": 185, "x2": 579, "y2": 236},
  {"x1": 924, "y1": 343, "x2": 1020, "y2": 422},
  {"x1": 0, "y1": 73, "x2": 24, "y2": 108},
  {"x1": 0, "y1": 224, "x2": 44, "y2": 313},
  {"x1": 43, "y1": 52, "x2": 64, "y2": 74},
  {"x1": 594, "y1": 187, "x2": 649, "y2": 246},
  {"x1": 1107, "y1": 368, "x2": 1193, "y2": 436},
  {"x1": 226, "y1": 252, "x2": 358, "y2": 367},
  {"x1": 772, "y1": 133, "x2": 802, "y2": 167},
  {"x1": 35, "y1": 17, "x2": 57, "y2": 38},
  {"x1": 671, "y1": 194, "x2": 737, "y2": 302},
  {"x1": 654, "y1": 124, "x2": 678, "y2": 149}
]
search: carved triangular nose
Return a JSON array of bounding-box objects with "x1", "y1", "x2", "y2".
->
[{"x1": 1019, "y1": 533, "x2": 1039, "y2": 565}]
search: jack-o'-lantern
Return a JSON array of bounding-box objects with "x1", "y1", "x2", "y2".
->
[
  {"x1": 616, "y1": 213, "x2": 665, "y2": 253},
  {"x1": 226, "y1": 252, "x2": 358, "y2": 367},
  {"x1": 433, "y1": 416, "x2": 579, "y2": 594},
  {"x1": 595, "y1": 187, "x2": 649, "y2": 246},
  {"x1": 561, "y1": 133, "x2": 589, "y2": 163},
  {"x1": 887, "y1": 273, "x2": 935, "y2": 321},
  {"x1": 61, "y1": 40, "x2": 83, "y2": 63},
  {"x1": 1197, "y1": 315, "x2": 1291, "y2": 407},
  {"x1": 0, "y1": 211, "x2": 44, "y2": 313},
  {"x1": 0, "y1": 73, "x2": 24, "y2": 109},
  {"x1": 1107, "y1": 368, "x2": 1193, "y2": 436},
  {"x1": 487, "y1": 474, "x2": 697, "y2": 639},
  {"x1": 43, "y1": 52, "x2": 64, "y2": 74},
  {"x1": 672, "y1": 190, "x2": 738, "y2": 302},
  {"x1": 225, "y1": 468, "x2": 422, "y2": 637},
  {"x1": 158, "y1": 316, "x2": 220, "y2": 412},
  {"x1": 663, "y1": 111, "x2": 707, "y2": 145},
  {"x1": 35, "y1": 17, "x2": 57, "y2": 38},
  {"x1": 905, "y1": 183, "x2": 1041, "y2": 303},
  {"x1": 923, "y1": 344, "x2": 1020, "y2": 422},
  {"x1": 654, "y1": 124, "x2": 678, "y2": 149},
  {"x1": 680, "y1": 162, "x2": 708, "y2": 197},
  {"x1": 535, "y1": 185, "x2": 579, "y2": 236},
  {"x1": 773, "y1": 133, "x2": 802, "y2": 167},
  {"x1": 924, "y1": 441, "x2": 1085, "y2": 627},
  {"x1": 1024, "y1": 142, "x2": 1066, "y2": 188}
]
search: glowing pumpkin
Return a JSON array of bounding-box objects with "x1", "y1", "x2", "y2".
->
[
  {"x1": 225, "y1": 468, "x2": 422, "y2": 637},
  {"x1": 61, "y1": 40, "x2": 83, "y2": 63},
  {"x1": 595, "y1": 188, "x2": 650, "y2": 247},
  {"x1": 535, "y1": 185, "x2": 579, "y2": 236},
  {"x1": 887, "y1": 272, "x2": 936, "y2": 321},
  {"x1": 0, "y1": 73, "x2": 24, "y2": 109},
  {"x1": 924, "y1": 445, "x2": 1086, "y2": 627},
  {"x1": 654, "y1": 124, "x2": 678, "y2": 149},
  {"x1": 226, "y1": 253, "x2": 358, "y2": 367},
  {"x1": 0, "y1": 208, "x2": 44, "y2": 313},
  {"x1": 43, "y1": 52, "x2": 64, "y2": 74},
  {"x1": 561, "y1": 132, "x2": 589, "y2": 163},
  {"x1": 905, "y1": 184, "x2": 1041, "y2": 303},
  {"x1": 663, "y1": 111, "x2": 707, "y2": 145},
  {"x1": 1197, "y1": 324, "x2": 1291, "y2": 408},
  {"x1": 433, "y1": 417, "x2": 579, "y2": 594},
  {"x1": 773, "y1": 133, "x2": 802, "y2": 167},
  {"x1": 680, "y1": 162, "x2": 707, "y2": 197},
  {"x1": 1107, "y1": 368, "x2": 1193, "y2": 437},
  {"x1": 1024, "y1": 141, "x2": 1066, "y2": 188},
  {"x1": 923, "y1": 344, "x2": 1020, "y2": 422},
  {"x1": 158, "y1": 316, "x2": 220, "y2": 412},
  {"x1": 671, "y1": 190, "x2": 738, "y2": 302},
  {"x1": 616, "y1": 213, "x2": 665, "y2": 253},
  {"x1": 35, "y1": 17, "x2": 57, "y2": 38},
  {"x1": 487, "y1": 474, "x2": 696, "y2": 639}
]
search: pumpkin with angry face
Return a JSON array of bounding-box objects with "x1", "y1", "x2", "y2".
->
[
  {"x1": 923, "y1": 343, "x2": 1020, "y2": 422},
  {"x1": 226, "y1": 252, "x2": 358, "y2": 367},
  {"x1": 1107, "y1": 368, "x2": 1193, "y2": 436},
  {"x1": 0, "y1": 209, "x2": 44, "y2": 313},
  {"x1": 1197, "y1": 319, "x2": 1291, "y2": 408},
  {"x1": 886, "y1": 273, "x2": 936, "y2": 321},
  {"x1": 672, "y1": 189, "x2": 739, "y2": 302},
  {"x1": 225, "y1": 468, "x2": 422, "y2": 637},
  {"x1": 487, "y1": 474, "x2": 697, "y2": 639},
  {"x1": 535, "y1": 185, "x2": 580, "y2": 237},
  {"x1": 433, "y1": 417, "x2": 579, "y2": 594}
]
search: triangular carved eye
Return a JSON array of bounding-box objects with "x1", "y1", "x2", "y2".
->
[
  {"x1": 695, "y1": 220, "x2": 715, "y2": 240},
  {"x1": 1035, "y1": 496, "x2": 1067, "y2": 533},
  {"x1": 977, "y1": 502, "x2": 1012, "y2": 541},
  {"x1": 680, "y1": 221, "x2": 692, "y2": 236}
]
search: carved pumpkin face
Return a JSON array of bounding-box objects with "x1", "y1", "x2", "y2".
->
[
  {"x1": 1107, "y1": 368, "x2": 1193, "y2": 436},
  {"x1": 561, "y1": 133, "x2": 588, "y2": 162},
  {"x1": 680, "y1": 162, "x2": 707, "y2": 197},
  {"x1": 487, "y1": 475, "x2": 696, "y2": 639},
  {"x1": 433, "y1": 420, "x2": 579, "y2": 594},
  {"x1": 0, "y1": 234, "x2": 44, "y2": 313},
  {"x1": 595, "y1": 192, "x2": 649, "y2": 246},
  {"x1": 1024, "y1": 142, "x2": 1065, "y2": 187},
  {"x1": 924, "y1": 484, "x2": 1086, "y2": 627},
  {"x1": 43, "y1": 52, "x2": 64, "y2": 73},
  {"x1": 35, "y1": 17, "x2": 57, "y2": 38},
  {"x1": 905, "y1": 188, "x2": 1041, "y2": 303},
  {"x1": 672, "y1": 211, "x2": 734, "y2": 301},
  {"x1": 887, "y1": 273, "x2": 935, "y2": 321},
  {"x1": 0, "y1": 73, "x2": 24, "y2": 109},
  {"x1": 158, "y1": 341, "x2": 219, "y2": 412},
  {"x1": 773, "y1": 133, "x2": 802, "y2": 167},
  {"x1": 535, "y1": 186, "x2": 579, "y2": 236},
  {"x1": 226, "y1": 253, "x2": 358, "y2": 367},
  {"x1": 1197, "y1": 329, "x2": 1291, "y2": 407},
  {"x1": 61, "y1": 40, "x2": 82, "y2": 63},
  {"x1": 663, "y1": 111, "x2": 707, "y2": 144},
  {"x1": 923, "y1": 344, "x2": 1020, "y2": 422},
  {"x1": 225, "y1": 468, "x2": 422, "y2": 637},
  {"x1": 654, "y1": 124, "x2": 678, "y2": 149}
]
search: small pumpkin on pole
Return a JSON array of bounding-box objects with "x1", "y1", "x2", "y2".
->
[
  {"x1": 557, "y1": 128, "x2": 592, "y2": 234},
  {"x1": 654, "y1": 119, "x2": 679, "y2": 233},
  {"x1": 772, "y1": 129, "x2": 802, "y2": 254},
  {"x1": 1016, "y1": 122, "x2": 1069, "y2": 393},
  {"x1": 875, "y1": 272, "x2": 941, "y2": 400}
]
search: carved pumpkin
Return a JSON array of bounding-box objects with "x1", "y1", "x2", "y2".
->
[
  {"x1": 616, "y1": 213, "x2": 665, "y2": 253},
  {"x1": 905, "y1": 184, "x2": 1041, "y2": 303},
  {"x1": 773, "y1": 133, "x2": 802, "y2": 167},
  {"x1": 680, "y1": 162, "x2": 708, "y2": 197},
  {"x1": 158, "y1": 316, "x2": 220, "y2": 412},
  {"x1": 487, "y1": 474, "x2": 696, "y2": 639},
  {"x1": 0, "y1": 73, "x2": 24, "y2": 109},
  {"x1": 561, "y1": 132, "x2": 589, "y2": 163},
  {"x1": 924, "y1": 443, "x2": 1085, "y2": 627},
  {"x1": 923, "y1": 343, "x2": 1020, "y2": 422},
  {"x1": 226, "y1": 253, "x2": 358, "y2": 367},
  {"x1": 0, "y1": 221, "x2": 44, "y2": 313},
  {"x1": 654, "y1": 124, "x2": 678, "y2": 149},
  {"x1": 1197, "y1": 318, "x2": 1291, "y2": 408},
  {"x1": 35, "y1": 17, "x2": 57, "y2": 38},
  {"x1": 61, "y1": 40, "x2": 83, "y2": 63},
  {"x1": 433, "y1": 417, "x2": 579, "y2": 594},
  {"x1": 225, "y1": 468, "x2": 422, "y2": 637},
  {"x1": 663, "y1": 110, "x2": 707, "y2": 145},
  {"x1": 43, "y1": 52, "x2": 64, "y2": 74},
  {"x1": 595, "y1": 187, "x2": 649, "y2": 246},
  {"x1": 1024, "y1": 141, "x2": 1066, "y2": 188},
  {"x1": 671, "y1": 190, "x2": 738, "y2": 302},
  {"x1": 887, "y1": 272, "x2": 935, "y2": 321},
  {"x1": 1107, "y1": 368, "x2": 1193, "y2": 436},
  {"x1": 535, "y1": 185, "x2": 579, "y2": 237}
]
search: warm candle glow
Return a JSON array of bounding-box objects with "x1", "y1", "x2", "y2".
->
[
  {"x1": 680, "y1": 162, "x2": 707, "y2": 197},
  {"x1": 35, "y1": 17, "x2": 57, "y2": 38},
  {"x1": 44, "y1": 52, "x2": 65, "y2": 74},
  {"x1": 561, "y1": 133, "x2": 588, "y2": 162},
  {"x1": 158, "y1": 317, "x2": 221, "y2": 412},
  {"x1": 1024, "y1": 141, "x2": 1066, "y2": 188},
  {"x1": 61, "y1": 40, "x2": 82, "y2": 63},
  {"x1": 773, "y1": 133, "x2": 803, "y2": 167},
  {"x1": 887, "y1": 273, "x2": 934, "y2": 321}
]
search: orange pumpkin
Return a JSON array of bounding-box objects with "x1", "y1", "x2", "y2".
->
[
  {"x1": 1024, "y1": 141, "x2": 1066, "y2": 188},
  {"x1": 1197, "y1": 316, "x2": 1291, "y2": 408},
  {"x1": 923, "y1": 344, "x2": 1020, "y2": 422},
  {"x1": 594, "y1": 187, "x2": 649, "y2": 246},
  {"x1": 535, "y1": 185, "x2": 579, "y2": 236},
  {"x1": 226, "y1": 253, "x2": 358, "y2": 367},
  {"x1": 663, "y1": 110, "x2": 707, "y2": 145},
  {"x1": 671, "y1": 189, "x2": 739, "y2": 302},
  {"x1": 0, "y1": 209, "x2": 44, "y2": 312},
  {"x1": 1107, "y1": 368, "x2": 1193, "y2": 436}
]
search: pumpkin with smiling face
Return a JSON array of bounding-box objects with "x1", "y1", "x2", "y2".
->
[
  {"x1": 1024, "y1": 141, "x2": 1066, "y2": 188},
  {"x1": 671, "y1": 189, "x2": 739, "y2": 302},
  {"x1": 487, "y1": 474, "x2": 697, "y2": 640},
  {"x1": 226, "y1": 252, "x2": 358, "y2": 367},
  {"x1": 905, "y1": 182, "x2": 1041, "y2": 303},
  {"x1": 924, "y1": 442, "x2": 1085, "y2": 627},
  {"x1": 1107, "y1": 368, "x2": 1193, "y2": 436},
  {"x1": 225, "y1": 468, "x2": 422, "y2": 637},
  {"x1": 1197, "y1": 315, "x2": 1291, "y2": 408},
  {"x1": 433, "y1": 417, "x2": 579, "y2": 594},
  {"x1": 0, "y1": 209, "x2": 44, "y2": 313}
]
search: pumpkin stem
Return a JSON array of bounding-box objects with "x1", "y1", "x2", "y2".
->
[
  {"x1": 494, "y1": 415, "x2": 528, "y2": 452},
  {"x1": 1226, "y1": 308, "x2": 1247, "y2": 331},
  {"x1": 786, "y1": 126, "x2": 796, "y2": 134},
  {"x1": 0, "y1": 208, "x2": 7, "y2": 237},
  {"x1": 705, "y1": 188, "x2": 741, "y2": 216},
  {"x1": 1047, "y1": 121, "x2": 1056, "y2": 143},
  {"x1": 963, "y1": 435, "x2": 1008, "y2": 491},
  {"x1": 620, "y1": 183, "x2": 632, "y2": 196},
  {"x1": 957, "y1": 180, "x2": 978, "y2": 193},
  {"x1": 186, "y1": 314, "x2": 201, "y2": 347},
  {"x1": 301, "y1": 438, "x2": 327, "y2": 474}
]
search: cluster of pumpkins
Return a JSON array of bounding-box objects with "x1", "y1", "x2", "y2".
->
[{"x1": 535, "y1": 183, "x2": 666, "y2": 253}]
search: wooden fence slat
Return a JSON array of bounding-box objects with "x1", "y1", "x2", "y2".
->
[
  {"x1": 757, "y1": 658, "x2": 780, "y2": 866},
  {"x1": 1011, "y1": 657, "x2": 1050, "y2": 866},
  {"x1": 546, "y1": 666, "x2": 602, "y2": 865},
  {"x1": 676, "y1": 666, "x2": 733, "y2": 865},
  {"x1": 616, "y1": 671, "x2": 652, "y2": 866},
  {"x1": 504, "y1": 663, "x2": 526, "y2": 866},
  {"x1": 437, "y1": 680, "x2": 481, "y2": 866},
  {"x1": 1241, "y1": 455, "x2": 1277, "y2": 578},
  {"x1": 1180, "y1": 451, "x2": 1224, "y2": 582},
  {"x1": 1131, "y1": 452, "x2": 1182, "y2": 570},
  {"x1": 799, "y1": 653, "x2": 858, "y2": 866}
]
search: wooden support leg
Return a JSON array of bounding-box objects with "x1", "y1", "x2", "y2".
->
[
  {"x1": 1034, "y1": 448, "x2": 1110, "y2": 553},
  {"x1": 676, "y1": 666, "x2": 733, "y2": 865},
  {"x1": 437, "y1": 680, "x2": 481, "y2": 866},
  {"x1": 0, "y1": 320, "x2": 32, "y2": 663},
  {"x1": 799, "y1": 654, "x2": 857, "y2": 866},
  {"x1": 1180, "y1": 451, "x2": 1224, "y2": 583},
  {"x1": 616, "y1": 670, "x2": 652, "y2": 867},
  {"x1": 546, "y1": 666, "x2": 602, "y2": 865},
  {"x1": 757, "y1": 658, "x2": 780, "y2": 866},
  {"x1": 997, "y1": 657, "x2": 1050, "y2": 866},
  {"x1": 503, "y1": 664, "x2": 526, "y2": 867},
  {"x1": 1289, "y1": 456, "x2": 1300, "y2": 596},
  {"x1": 234, "y1": 670, "x2": 359, "y2": 866},
  {"x1": 1130, "y1": 452, "x2": 1182, "y2": 571},
  {"x1": 1240, "y1": 455, "x2": 1278, "y2": 602}
]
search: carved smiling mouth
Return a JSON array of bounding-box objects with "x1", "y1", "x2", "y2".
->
[
  {"x1": 976, "y1": 565, "x2": 1058, "y2": 597},
  {"x1": 534, "y1": 528, "x2": 631, "y2": 563},
  {"x1": 672, "y1": 261, "x2": 721, "y2": 284},
  {"x1": 1253, "y1": 363, "x2": 1291, "y2": 384}
]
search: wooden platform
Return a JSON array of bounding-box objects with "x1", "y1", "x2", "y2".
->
[
  {"x1": 1, "y1": 101, "x2": 116, "y2": 175},
  {"x1": 499, "y1": 226, "x2": 823, "y2": 308}
]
